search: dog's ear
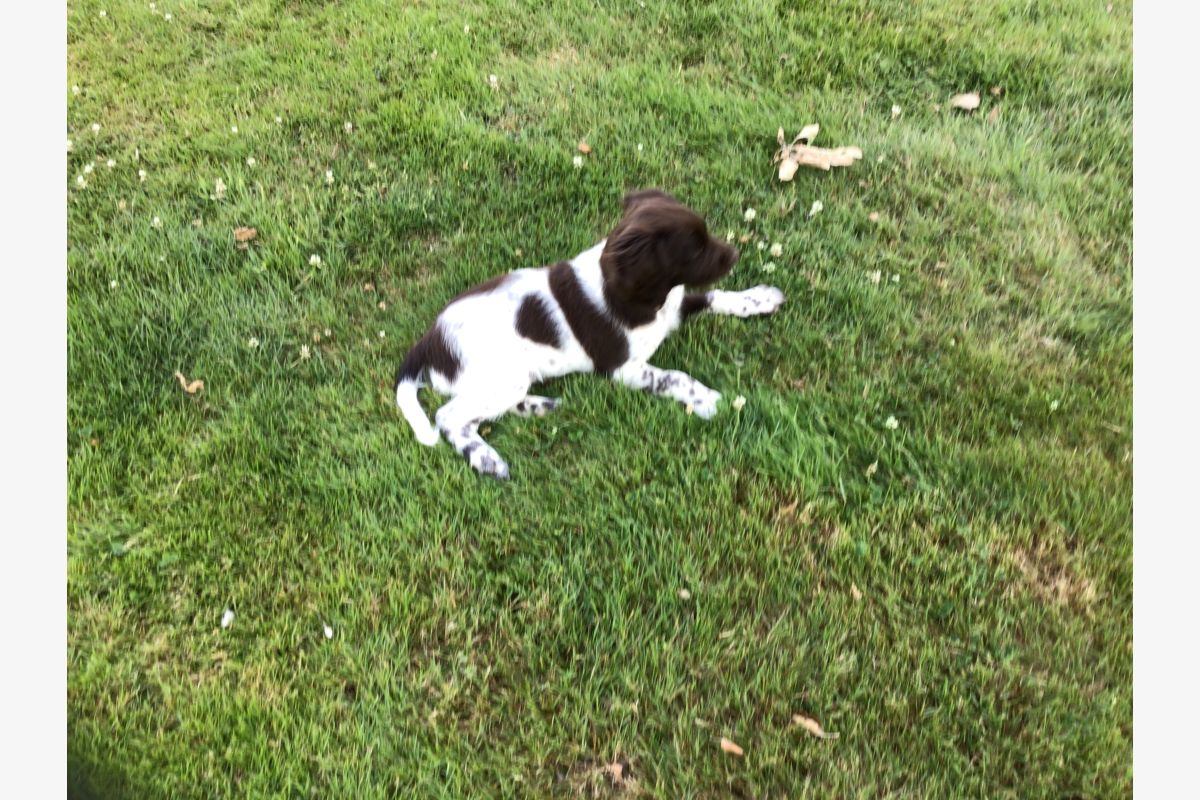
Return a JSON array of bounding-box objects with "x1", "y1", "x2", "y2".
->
[
  {"x1": 622, "y1": 189, "x2": 680, "y2": 214},
  {"x1": 600, "y1": 217, "x2": 677, "y2": 312}
]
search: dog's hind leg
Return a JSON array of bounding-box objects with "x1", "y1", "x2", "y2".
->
[
  {"x1": 434, "y1": 380, "x2": 528, "y2": 480},
  {"x1": 511, "y1": 395, "x2": 561, "y2": 417}
]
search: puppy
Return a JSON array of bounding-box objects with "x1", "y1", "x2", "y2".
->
[{"x1": 394, "y1": 189, "x2": 784, "y2": 479}]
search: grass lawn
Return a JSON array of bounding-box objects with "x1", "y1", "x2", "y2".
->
[{"x1": 67, "y1": 0, "x2": 1132, "y2": 796}]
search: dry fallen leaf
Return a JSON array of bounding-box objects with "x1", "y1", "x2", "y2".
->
[
  {"x1": 577, "y1": 141, "x2": 592, "y2": 154},
  {"x1": 774, "y1": 124, "x2": 862, "y2": 180},
  {"x1": 949, "y1": 92, "x2": 981, "y2": 111},
  {"x1": 990, "y1": 85, "x2": 1004, "y2": 97},
  {"x1": 720, "y1": 737, "x2": 745, "y2": 757},
  {"x1": 868, "y1": 211, "x2": 881, "y2": 223},
  {"x1": 793, "y1": 714, "x2": 839, "y2": 739},
  {"x1": 174, "y1": 371, "x2": 204, "y2": 395},
  {"x1": 797, "y1": 122, "x2": 820, "y2": 143},
  {"x1": 986, "y1": 106, "x2": 1000, "y2": 124},
  {"x1": 851, "y1": 583, "x2": 864, "y2": 601},
  {"x1": 233, "y1": 226, "x2": 257, "y2": 243}
]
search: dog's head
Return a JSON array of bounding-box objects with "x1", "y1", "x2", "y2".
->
[{"x1": 600, "y1": 190, "x2": 739, "y2": 313}]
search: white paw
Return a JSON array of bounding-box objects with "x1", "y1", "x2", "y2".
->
[
  {"x1": 733, "y1": 285, "x2": 785, "y2": 317},
  {"x1": 414, "y1": 426, "x2": 440, "y2": 447},
  {"x1": 690, "y1": 388, "x2": 721, "y2": 420},
  {"x1": 465, "y1": 443, "x2": 510, "y2": 480}
]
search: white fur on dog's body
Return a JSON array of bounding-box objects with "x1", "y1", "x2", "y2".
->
[{"x1": 396, "y1": 229, "x2": 783, "y2": 478}]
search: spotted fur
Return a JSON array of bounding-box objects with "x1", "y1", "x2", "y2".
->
[{"x1": 394, "y1": 190, "x2": 784, "y2": 478}]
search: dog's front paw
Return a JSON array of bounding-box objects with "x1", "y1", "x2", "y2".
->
[
  {"x1": 710, "y1": 286, "x2": 786, "y2": 317},
  {"x1": 736, "y1": 285, "x2": 785, "y2": 316},
  {"x1": 688, "y1": 388, "x2": 721, "y2": 420}
]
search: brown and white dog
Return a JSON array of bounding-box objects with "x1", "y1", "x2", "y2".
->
[{"x1": 395, "y1": 189, "x2": 784, "y2": 479}]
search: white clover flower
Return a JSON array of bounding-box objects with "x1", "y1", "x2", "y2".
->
[
  {"x1": 367, "y1": 160, "x2": 377, "y2": 170},
  {"x1": 300, "y1": 345, "x2": 311, "y2": 360},
  {"x1": 885, "y1": 415, "x2": 899, "y2": 430},
  {"x1": 106, "y1": 158, "x2": 115, "y2": 168},
  {"x1": 91, "y1": 123, "x2": 101, "y2": 132},
  {"x1": 808, "y1": 200, "x2": 824, "y2": 218},
  {"x1": 230, "y1": 124, "x2": 238, "y2": 134},
  {"x1": 891, "y1": 104, "x2": 902, "y2": 119},
  {"x1": 572, "y1": 155, "x2": 584, "y2": 169},
  {"x1": 309, "y1": 254, "x2": 322, "y2": 266},
  {"x1": 323, "y1": 328, "x2": 331, "y2": 337},
  {"x1": 769, "y1": 242, "x2": 783, "y2": 258},
  {"x1": 756, "y1": 241, "x2": 766, "y2": 251},
  {"x1": 378, "y1": 330, "x2": 386, "y2": 339},
  {"x1": 213, "y1": 177, "x2": 227, "y2": 200},
  {"x1": 378, "y1": 301, "x2": 387, "y2": 310},
  {"x1": 1049, "y1": 399, "x2": 1060, "y2": 412},
  {"x1": 151, "y1": 215, "x2": 162, "y2": 228},
  {"x1": 72, "y1": 85, "x2": 80, "y2": 95},
  {"x1": 76, "y1": 175, "x2": 87, "y2": 188},
  {"x1": 83, "y1": 163, "x2": 95, "y2": 174},
  {"x1": 221, "y1": 608, "x2": 234, "y2": 629},
  {"x1": 246, "y1": 156, "x2": 256, "y2": 167},
  {"x1": 109, "y1": 279, "x2": 118, "y2": 289},
  {"x1": 732, "y1": 395, "x2": 747, "y2": 411},
  {"x1": 685, "y1": 402, "x2": 695, "y2": 416},
  {"x1": 637, "y1": 143, "x2": 643, "y2": 152},
  {"x1": 67, "y1": 139, "x2": 73, "y2": 152},
  {"x1": 149, "y1": 2, "x2": 156, "y2": 10},
  {"x1": 488, "y1": 74, "x2": 498, "y2": 89},
  {"x1": 248, "y1": 337, "x2": 260, "y2": 349},
  {"x1": 868, "y1": 270, "x2": 882, "y2": 285},
  {"x1": 743, "y1": 207, "x2": 757, "y2": 222},
  {"x1": 678, "y1": 588, "x2": 691, "y2": 600},
  {"x1": 344, "y1": 121, "x2": 353, "y2": 133},
  {"x1": 323, "y1": 624, "x2": 333, "y2": 640},
  {"x1": 138, "y1": 168, "x2": 147, "y2": 182},
  {"x1": 117, "y1": 199, "x2": 126, "y2": 210},
  {"x1": 464, "y1": 24, "x2": 470, "y2": 33},
  {"x1": 325, "y1": 169, "x2": 334, "y2": 184},
  {"x1": 761, "y1": 262, "x2": 777, "y2": 273},
  {"x1": 275, "y1": 115, "x2": 283, "y2": 124},
  {"x1": 891, "y1": 273, "x2": 900, "y2": 283},
  {"x1": 725, "y1": 230, "x2": 734, "y2": 242},
  {"x1": 99, "y1": 10, "x2": 107, "y2": 18},
  {"x1": 164, "y1": 12, "x2": 171, "y2": 21}
]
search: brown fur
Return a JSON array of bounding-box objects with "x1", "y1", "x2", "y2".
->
[
  {"x1": 548, "y1": 261, "x2": 630, "y2": 374},
  {"x1": 394, "y1": 322, "x2": 460, "y2": 386},
  {"x1": 515, "y1": 294, "x2": 562, "y2": 348},
  {"x1": 599, "y1": 190, "x2": 738, "y2": 326}
]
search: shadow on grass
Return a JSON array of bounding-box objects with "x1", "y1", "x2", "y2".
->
[{"x1": 68, "y1": 741, "x2": 134, "y2": 800}]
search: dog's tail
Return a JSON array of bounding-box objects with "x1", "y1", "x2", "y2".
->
[{"x1": 394, "y1": 334, "x2": 441, "y2": 447}]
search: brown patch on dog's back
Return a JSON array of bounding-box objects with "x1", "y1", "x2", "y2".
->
[
  {"x1": 515, "y1": 294, "x2": 562, "y2": 348},
  {"x1": 548, "y1": 261, "x2": 629, "y2": 374}
]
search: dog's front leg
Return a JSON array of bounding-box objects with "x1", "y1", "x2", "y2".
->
[
  {"x1": 613, "y1": 361, "x2": 722, "y2": 419},
  {"x1": 682, "y1": 286, "x2": 785, "y2": 320}
]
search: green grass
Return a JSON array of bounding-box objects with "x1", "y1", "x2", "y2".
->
[{"x1": 67, "y1": 0, "x2": 1131, "y2": 796}]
